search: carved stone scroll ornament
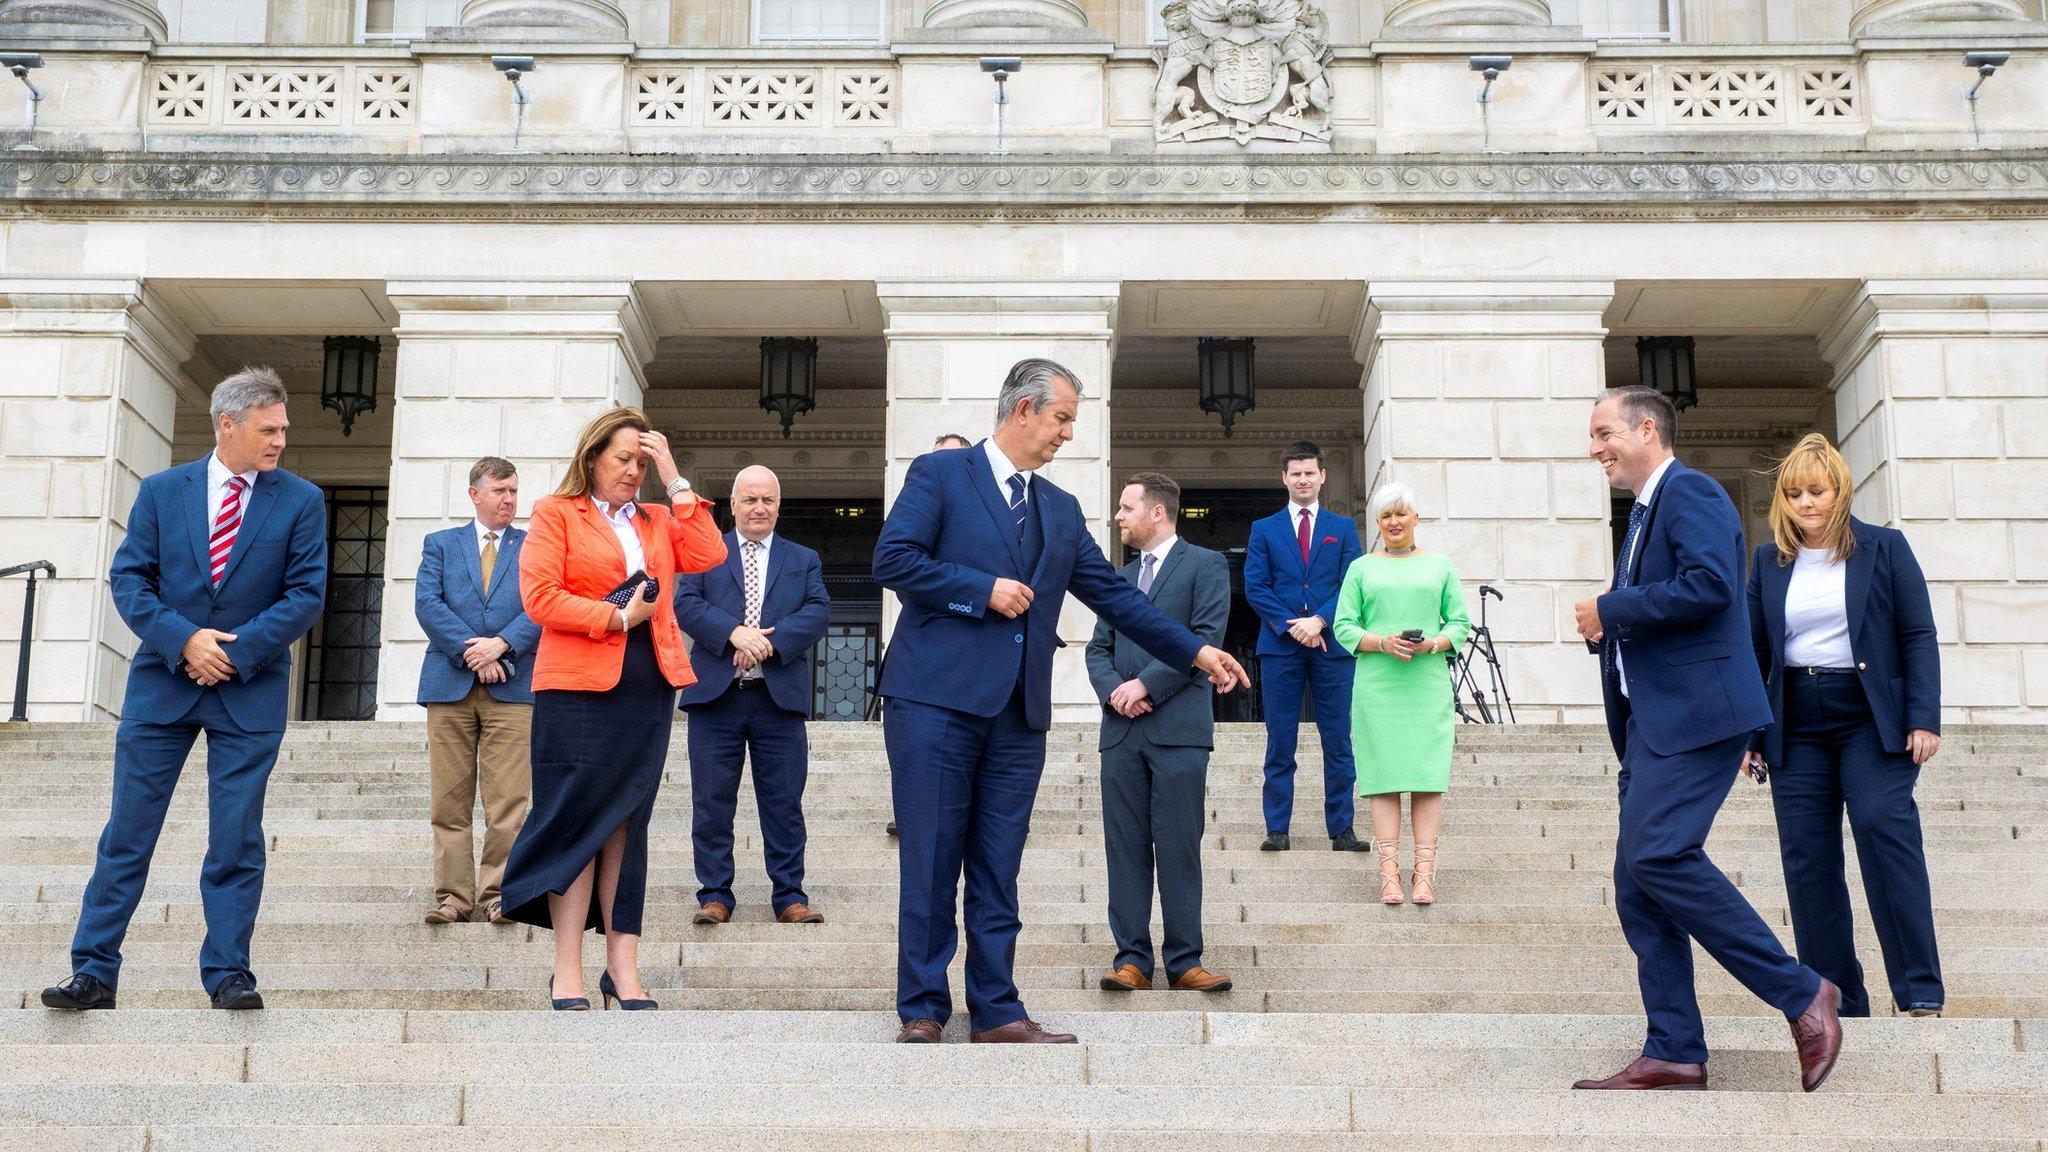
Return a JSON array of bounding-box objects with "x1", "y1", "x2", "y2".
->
[{"x1": 1153, "y1": 0, "x2": 1333, "y2": 146}]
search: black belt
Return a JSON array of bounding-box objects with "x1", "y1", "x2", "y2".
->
[
  {"x1": 1786, "y1": 666, "x2": 1857, "y2": 677},
  {"x1": 731, "y1": 677, "x2": 766, "y2": 690}
]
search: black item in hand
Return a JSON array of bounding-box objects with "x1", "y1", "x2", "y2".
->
[
  {"x1": 603, "y1": 570, "x2": 656, "y2": 608},
  {"x1": 1400, "y1": 629, "x2": 1426, "y2": 644}
]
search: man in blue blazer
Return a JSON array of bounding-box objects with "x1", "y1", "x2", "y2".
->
[
  {"x1": 1571, "y1": 386, "x2": 1840, "y2": 1094},
  {"x1": 675, "y1": 466, "x2": 832, "y2": 926},
  {"x1": 45, "y1": 369, "x2": 327, "y2": 1013},
  {"x1": 874, "y1": 358, "x2": 1248, "y2": 1045},
  {"x1": 413, "y1": 457, "x2": 541, "y2": 926},
  {"x1": 1242, "y1": 441, "x2": 1365, "y2": 851}
]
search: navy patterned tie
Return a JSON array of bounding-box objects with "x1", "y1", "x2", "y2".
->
[
  {"x1": 1006, "y1": 473, "x2": 1028, "y2": 543},
  {"x1": 1604, "y1": 502, "x2": 1650, "y2": 682}
]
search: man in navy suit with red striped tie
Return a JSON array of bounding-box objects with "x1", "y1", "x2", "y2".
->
[{"x1": 44, "y1": 368, "x2": 327, "y2": 1013}]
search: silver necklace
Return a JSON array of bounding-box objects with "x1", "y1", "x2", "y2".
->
[{"x1": 1384, "y1": 544, "x2": 1417, "y2": 556}]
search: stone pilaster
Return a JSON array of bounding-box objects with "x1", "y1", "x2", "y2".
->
[
  {"x1": 373, "y1": 281, "x2": 653, "y2": 720},
  {"x1": 0, "y1": 280, "x2": 195, "y2": 721},
  {"x1": 877, "y1": 281, "x2": 1118, "y2": 720},
  {"x1": 1353, "y1": 281, "x2": 1613, "y2": 723},
  {"x1": 1819, "y1": 280, "x2": 2048, "y2": 721}
]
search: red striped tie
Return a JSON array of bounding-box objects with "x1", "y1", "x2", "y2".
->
[{"x1": 210, "y1": 476, "x2": 247, "y2": 588}]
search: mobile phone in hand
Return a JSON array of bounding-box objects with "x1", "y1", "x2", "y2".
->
[{"x1": 1400, "y1": 629, "x2": 1426, "y2": 644}]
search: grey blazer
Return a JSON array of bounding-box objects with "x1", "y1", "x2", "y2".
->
[{"x1": 1085, "y1": 539, "x2": 1231, "y2": 752}]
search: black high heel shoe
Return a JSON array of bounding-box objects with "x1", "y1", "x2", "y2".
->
[
  {"x1": 549, "y1": 975, "x2": 589, "y2": 1012},
  {"x1": 599, "y1": 971, "x2": 658, "y2": 1011}
]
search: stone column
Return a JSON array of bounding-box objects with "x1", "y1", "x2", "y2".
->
[
  {"x1": 919, "y1": 0, "x2": 1088, "y2": 32},
  {"x1": 0, "y1": 280, "x2": 195, "y2": 721},
  {"x1": 1850, "y1": 0, "x2": 2026, "y2": 36},
  {"x1": 455, "y1": 0, "x2": 628, "y2": 37},
  {"x1": 374, "y1": 282, "x2": 653, "y2": 720},
  {"x1": 1353, "y1": 281, "x2": 1613, "y2": 723},
  {"x1": 1382, "y1": 0, "x2": 1551, "y2": 28},
  {"x1": 0, "y1": 0, "x2": 166, "y2": 40},
  {"x1": 1819, "y1": 280, "x2": 2048, "y2": 722},
  {"x1": 877, "y1": 281, "x2": 1118, "y2": 720}
]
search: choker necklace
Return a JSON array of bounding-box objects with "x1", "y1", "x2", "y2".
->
[{"x1": 1384, "y1": 544, "x2": 1417, "y2": 556}]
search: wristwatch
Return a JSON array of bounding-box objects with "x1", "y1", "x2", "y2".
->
[{"x1": 664, "y1": 476, "x2": 693, "y2": 500}]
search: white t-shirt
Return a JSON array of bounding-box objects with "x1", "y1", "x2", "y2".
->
[{"x1": 1783, "y1": 547, "x2": 1855, "y2": 669}]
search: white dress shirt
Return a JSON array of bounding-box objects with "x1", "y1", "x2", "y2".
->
[
  {"x1": 593, "y1": 498, "x2": 645, "y2": 632},
  {"x1": 472, "y1": 519, "x2": 503, "y2": 554},
  {"x1": 984, "y1": 439, "x2": 1037, "y2": 503},
  {"x1": 1783, "y1": 547, "x2": 1855, "y2": 669},
  {"x1": 1288, "y1": 500, "x2": 1321, "y2": 530},
  {"x1": 206, "y1": 451, "x2": 260, "y2": 533},
  {"x1": 1617, "y1": 455, "x2": 1677, "y2": 698},
  {"x1": 1137, "y1": 533, "x2": 1178, "y2": 584},
  {"x1": 734, "y1": 531, "x2": 775, "y2": 681}
]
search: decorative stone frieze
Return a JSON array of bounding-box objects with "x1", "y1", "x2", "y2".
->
[{"x1": 1153, "y1": 0, "x2": 1334, "y2": 146}]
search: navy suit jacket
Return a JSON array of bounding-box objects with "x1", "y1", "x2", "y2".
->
[
  {"x1": 873, "y1": 443, "x2": 1204, "y2": 733},
  {"x1": 1595, "y1": 460, "x2": 1772, "y2": 760},
  {"x1": 675, "y1": 531, "x2": 832, "y2": 716},
  {"x1": 413, "y1": 524, "x2": 541, "y2": 706},
  {"x1": 111, "y1": 456, "x2": 328, "y2": 734},
  {"x1": 1243, "y1": 505, "x2": 1363, "y2": 659},
  {"x1": 1746, "y1": 517, "x2": 1942, "y2": 767}
]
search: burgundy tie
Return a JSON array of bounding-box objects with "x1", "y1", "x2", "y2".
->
[
  {"x1": 210, "y1": 476, "x2": 247, "y2": 588},
  {"x1": 1297, "y1": 507, "x2": 1312, "y2": 565}
]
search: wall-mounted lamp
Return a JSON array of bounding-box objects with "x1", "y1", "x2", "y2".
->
[
  {"x1": 759, "y1": 337, "x2": 818, "y2": 438},
  {"x1": 1197, "y1": 337, "x2": 1256, "y2": 437},
  {"x1": 1964, "y1": 51, "x2": 2008, "y2": 145},
  {"x1": 1469, "y1": 55, "x2": 1512, "y2": 153},
  {"x1": 979, "y1": 57, "x2": 1022, "y2": 155},
  {"x1": 0, "y1": 52, "x2": 45, "y2": 152},
  {"x1": 491, "y1": 55, "x2": 536, "y2": 153}
]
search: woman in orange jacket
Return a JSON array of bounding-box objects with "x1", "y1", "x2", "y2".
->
[{"x1": 499, "y1": 406, "x2": 727, "y2": 1010}]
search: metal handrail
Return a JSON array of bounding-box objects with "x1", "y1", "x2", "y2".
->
[{"x1": 1, "y1": 561, "x2": 55, "y2": 723}]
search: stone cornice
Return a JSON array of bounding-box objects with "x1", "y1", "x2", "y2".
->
[{"x1": 9, "y1": 150, "x2": 2048, "y2": 218}]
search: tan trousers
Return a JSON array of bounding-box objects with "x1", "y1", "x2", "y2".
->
[{"x1": 426, "y1": 684, "x2": 533, "y2": 914}]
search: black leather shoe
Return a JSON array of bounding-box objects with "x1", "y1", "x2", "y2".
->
[
  {"x1": 1330, "y1": 831, "x2": 1371, "y2": 852},
  {"x1": 886, "y1": 821, "x2": 898, "y2": 837},
  {"x1": 1904, "y1": 1002, "x2": 1944, "y2": 1018},
  {"x1": 41, "y1": 974, "x2": 115, "y2": 1011},
  {"x1": 1259, "y1": 833, "x2": 1290, "y2": 852},
  {"x1": 209, "y1": 973, "x2": 264, "y2": 1010}
]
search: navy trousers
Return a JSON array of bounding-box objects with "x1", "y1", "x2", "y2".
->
[
  {"x1": 1258, "y1": 649, "x2": 1357, "y2": 837},
  {"x1": 71, "y1": 689, "x2": 284, "y2": 996},
  {"x1": 1101, "y1": 737, "x2": 1209, "y2": 981},
  {"x1": 886, "y1": 687, "x2": 1045, "y2": 1032},
  {"x1": 1773, "y1": 673, "x2": 1943, "y2": 1016},
  {"x1": 685, "y1": 684, "x2": 811, "y2": 915},
  {"x1": 1615, "y1": 715, "x2": 1820, "y2": 1063}
]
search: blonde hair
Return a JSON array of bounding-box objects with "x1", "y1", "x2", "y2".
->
[
  {"x1": 1768, "y1": 432, "x2": 1856, "y2": 565},
  {"x1": 555, "y1": 407, "x2": 652, "y2": 500}
]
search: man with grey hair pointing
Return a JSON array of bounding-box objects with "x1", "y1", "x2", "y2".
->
[
  {"x1": 45, "y1": 367, "x2": 327, "y2": 1013},
  {"x1": 875, "y1": 357, "x2": 1249, "y2": 1045}
]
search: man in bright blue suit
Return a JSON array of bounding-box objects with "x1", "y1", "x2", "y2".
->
[
  {"x1": 874, "y1": 358, "x2": 1249, "y2": 1045},
  {"x1": 675, "y1": 465, "x2": 832, "y2": 926},
  {"x1": 1242, "y1": 441, "x2": 1366, "y2": 852},
  {"x1": 44, "y1": 368, "x2": 327, "y2": 1012},
  {"x1": 414, "y1": 457, "x2": 541, "y2": 927},
  {"x1": 1571, "y1": 385, "x2": 1841, "y2": 1094}
]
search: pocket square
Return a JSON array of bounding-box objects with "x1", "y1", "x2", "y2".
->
[{"x1": 1321, "y1": 535, "x2": 1337, "y2": 545}]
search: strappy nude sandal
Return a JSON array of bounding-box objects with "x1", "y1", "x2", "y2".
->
[
  {"x1": 1374, "y1": 838, "x2": 1405, "y2": 906},
  {"x1": 1411, "y1": 839, "x2": 1438, "y2": 906}
]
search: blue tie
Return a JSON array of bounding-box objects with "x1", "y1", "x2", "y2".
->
[
  {"x1": 1005, "y1": 473, "x2": 1028, "y2": 543},
  {"x1": 1605, "y1": 502, "x2": 1650, "y2": 682}
]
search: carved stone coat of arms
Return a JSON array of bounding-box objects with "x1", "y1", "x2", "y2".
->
[{"x1": 1154, "y1": 0, "x2": 1333, "y2": 145}]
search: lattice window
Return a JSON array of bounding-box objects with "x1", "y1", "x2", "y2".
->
[
  {"x1": 228, "y1": 69, "x2": 340, "y2": 123},
  {"x1": 1669, "y1": 67, "x2": 1780, "y2": 121},
  {"x1": 708, "y1": 70, "x2": 820, "y2": 124},
  {"x1": 835, "y1": 71, "x2": 894, "y2": 125},
  {"x1": 149, "y1": 68, "x2": 213, "y2": 123},
  {"x1": 1593, "y1": 69, "x2": 1649, "y2": 122},
  {"x1": 1798, "y1": 68, "x2": 1857, "y2": 119},
  {"x1": 633, "y1": 71, "x2": 692, "y2": 124},
  {"x1": 356, "y1": 70, "x2": 416, "y2": 123}
]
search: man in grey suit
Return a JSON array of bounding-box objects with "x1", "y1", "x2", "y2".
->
[{"x1": 1087, "y1": 472, "x2": 1233, "y2": 993}]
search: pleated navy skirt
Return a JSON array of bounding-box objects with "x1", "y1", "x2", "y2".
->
[{"x1": 500, "y1": 626, "x2": 675, "y2": 936}]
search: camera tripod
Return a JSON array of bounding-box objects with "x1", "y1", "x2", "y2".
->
[{"x1": 1449, "y1": 584, "x2": 1515, "y2": 724}]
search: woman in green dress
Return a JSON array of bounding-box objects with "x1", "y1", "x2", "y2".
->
[{"x1": 1331, "y1": 481, "x2": 1471, "y2": 907}]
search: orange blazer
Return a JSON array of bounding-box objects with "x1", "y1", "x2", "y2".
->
[{"x1": 520, "y1": 493, "x2": 728, "y2": 694}]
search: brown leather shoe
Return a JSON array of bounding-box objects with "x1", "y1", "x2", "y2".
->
[
  {"x1": 423, "y1": 902, "x2": 462, "y2": 925},
  {"x1": 1572, "y1": 1056, "x2": 1708, "y2": 1091},
  {"x1": 970, "y1": 1019, "x2": 1077, "y2": 1044},
  {"x1": 776, "y1": 903, "x2": 825, "y2": 925},
  {"x1": 1098, "y1": 964, "x2": 1151, "y2": 991},
  {"x1": 692, "y1": 903, "x2": 732, "y2": 925},
  {"x1": 896, "y1": 1019, "x2": 942, "y2": 1044},
  {"x1": 1170, "y1": 966, "x2": 1233, "y2": 992},
  {"x1": 1792, "y1": 978, "x2": 1844, "y2": 1092},
  {"x1": 483, "y1": 900, "x2": 505, "y2": 925}
]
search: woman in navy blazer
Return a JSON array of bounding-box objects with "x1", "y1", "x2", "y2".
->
[{"x1": 1744, "y1": 433, "x2": 1943, "y2": 1018}]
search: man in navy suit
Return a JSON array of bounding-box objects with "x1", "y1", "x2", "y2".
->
[
  {"x1": 875, "y1": 358, "x2": 1248, "y2": 1045},
  {"x1": 1571, "y1": 385, "x2": 1841, "y2": 1093},
  {"x1": 414, "y1": 457, "x2": 541, "y2": 926},
  {"x1": 44, "y1": 368, "x2": 327, "y2": 1012},
  {"x1": 675, "y1": 465, "x2": 832, "y2": 926},
  {"x1": 1242, "y1": 441, "x2": 1366, "y2": 851}
]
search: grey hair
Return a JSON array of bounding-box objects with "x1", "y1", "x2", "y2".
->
[
  {"x1": 1597, "y1": 385, "x2": 1677, "y2": 449},
  {"x1": 1367, "y1": 481, "x2": 1419, "y2": 524},
  {"x1": 994, "y1": 358, "x2": 1081, "y2": 428},
  {"x1": 209, "y1": 366, "x2": 289, "y2": 424}
]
